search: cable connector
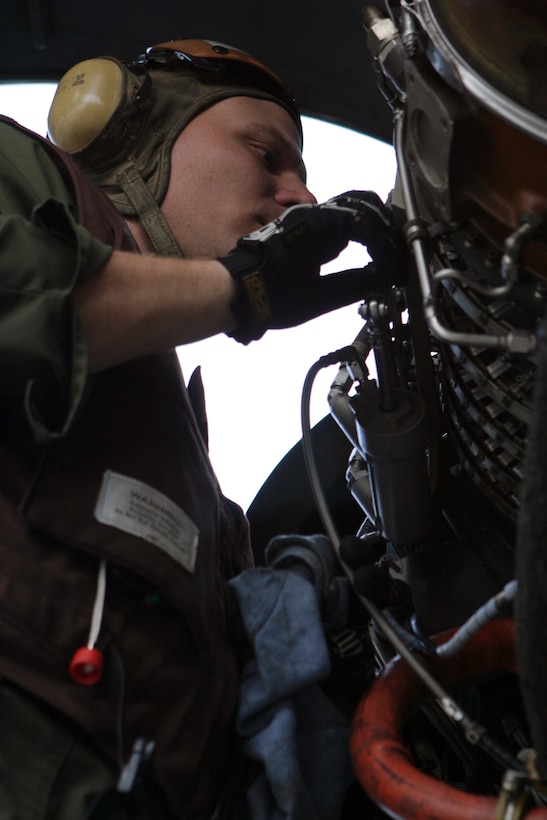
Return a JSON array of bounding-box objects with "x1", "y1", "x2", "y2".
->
[{"x1": 318, "y1": 345, "x2": 360, "y2": 368}]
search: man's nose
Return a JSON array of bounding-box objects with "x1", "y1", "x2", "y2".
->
[{"x1": 273, "y1": 173, "x2": 317, "y2": 209}]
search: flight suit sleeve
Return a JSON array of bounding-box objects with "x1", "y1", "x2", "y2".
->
[{"x1": 0, "y1": 121, "x2": 114, "y2": 442}]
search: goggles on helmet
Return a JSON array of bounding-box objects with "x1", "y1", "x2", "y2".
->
[{"x1": 130, "y1": 38, "x2": 301, "y2": 133}]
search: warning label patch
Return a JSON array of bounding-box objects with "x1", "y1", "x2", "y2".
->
[{"x1": 94, "y1": 470, "x2": 199, "y2": 573}]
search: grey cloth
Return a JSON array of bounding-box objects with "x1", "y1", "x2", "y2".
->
[{"x1": 229, "y1": 535, "x2": 353, "y2": 820}]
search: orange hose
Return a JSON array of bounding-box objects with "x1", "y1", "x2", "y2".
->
[{"x1": 350, "y1": 618, "x2": 547, "y2": 820}]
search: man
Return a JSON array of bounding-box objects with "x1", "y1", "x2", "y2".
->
[{"x1": 0, "y1": 39, "x2": 400, "y2": 818}]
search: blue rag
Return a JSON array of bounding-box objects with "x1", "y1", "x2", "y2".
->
[{"x1": 228, "y1": 540, "x2": 353, "y2": 819}]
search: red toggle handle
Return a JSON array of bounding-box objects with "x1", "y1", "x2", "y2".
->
[{"x1": 69, "y1": 646, "x2": 104, "y2": 685}]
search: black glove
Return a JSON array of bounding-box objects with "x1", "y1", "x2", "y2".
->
[{"x1": 220, "y1": 190, "x2": 406, "y2": 343}]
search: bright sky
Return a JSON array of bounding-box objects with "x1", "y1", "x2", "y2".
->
[{"x1": 0, "y1": 82, "x2": 397, "y2": 511}]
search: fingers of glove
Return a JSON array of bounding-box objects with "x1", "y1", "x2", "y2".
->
[
  {"x1": 237, "y1": 203, "x2": 353, "y2": 268},
  {"x1": 307, "y1": 264, "x2": 379, "y2": 315},
  {"x1": 327, "y1": 190, "x2": 385, "y2": 208},
  {"x1": 326, "y1": 190, "x2": 387, "y2": 219},
  {"x1": 325, "y1": 191, "x2": 391, "y2": 239},
  {"x1": 266, "y1": 264, "x2": 378, "y2": 329},
  {"x1": 323, "y1": 190, "x2": 407, "y2": 285}
]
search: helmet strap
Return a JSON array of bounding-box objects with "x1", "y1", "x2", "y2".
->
[{"x1": 116, "y1": 164, "x2": 182, "y2": 257}]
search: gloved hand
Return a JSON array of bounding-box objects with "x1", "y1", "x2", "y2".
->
[{"x1": 220, "y1": 190, "x2": 406, "y2": 343}]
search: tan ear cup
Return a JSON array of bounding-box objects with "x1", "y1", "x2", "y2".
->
[{"x1": 48, "y1": 58, "x2": 125, "y2": 152}]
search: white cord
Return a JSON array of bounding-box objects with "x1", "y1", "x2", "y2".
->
[{"x1": 87, "y1": 558, "x2": 107, "y2": 649}]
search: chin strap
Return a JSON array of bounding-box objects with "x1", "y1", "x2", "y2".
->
[{"x1": 116, "y1": 164, "x2": 182, "y2": 257}]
